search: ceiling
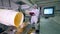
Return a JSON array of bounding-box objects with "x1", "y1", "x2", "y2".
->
[{"x1": 12, "y1": 0, "x2": 60, "y2": 6}]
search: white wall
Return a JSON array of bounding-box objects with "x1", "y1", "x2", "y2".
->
[{"x1": 0, "y1": 0, "x2": 19, "y2": 10}]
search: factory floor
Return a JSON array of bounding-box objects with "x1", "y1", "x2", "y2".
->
[{"x1": 40, "y1": 16, "x2": 60, "y2": 34}]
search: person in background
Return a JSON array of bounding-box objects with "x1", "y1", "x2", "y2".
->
[{"x1": 29, "y1": 5, "x2": 40, "y2": 30}]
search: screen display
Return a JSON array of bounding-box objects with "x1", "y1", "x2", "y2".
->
[{"x1": 44, "y1": 8, "x2": 53, "y2": 14}]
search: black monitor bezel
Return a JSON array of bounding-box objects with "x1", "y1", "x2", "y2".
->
[{"x1": 43, "y1": 7, "x2": 54, "y2": 17}]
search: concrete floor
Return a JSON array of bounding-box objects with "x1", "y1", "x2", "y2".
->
[{"x1": 40, "y1": 16, "x2": 60, "y2": 34}]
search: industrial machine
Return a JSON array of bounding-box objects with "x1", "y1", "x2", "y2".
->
[{"x1": 0, "y1": 9, "x2": 36, "y2": 34}]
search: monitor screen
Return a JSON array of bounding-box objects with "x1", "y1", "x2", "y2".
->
[{"x1": 44, "y1": 8, "x2": 54, "y2": 14}]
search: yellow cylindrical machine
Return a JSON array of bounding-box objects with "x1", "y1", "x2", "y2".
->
[{"x1": 0, "y1": 9, "x2": 24, "y2": 27}]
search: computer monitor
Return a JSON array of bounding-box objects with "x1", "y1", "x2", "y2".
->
[{"x1": 43, "y1": 7, "x2": 54, "y2": 17}]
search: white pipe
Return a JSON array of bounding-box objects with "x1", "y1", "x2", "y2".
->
[{"x1": 0, "y1": 9, "x2": 24, "y2": 27}]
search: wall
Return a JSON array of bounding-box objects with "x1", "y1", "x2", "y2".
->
[
  {"x1": 38, "y1": 1, "x2": 60, "y2": 34},
  {"x1": 0, "y1": 0, "x2": 18, "y2": 10},
  {"x1": 37, "y1": 0, "x2": 60, "y2": 24}
]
